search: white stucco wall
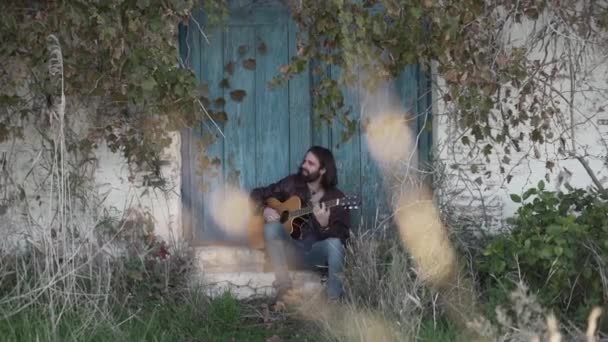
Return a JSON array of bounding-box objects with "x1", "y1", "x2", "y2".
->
[
  {"x1": 93, "y1": 131, "x2": 183, "y2": 243},
  {"x1": 433, "y1": 9, "x2": 608, "y2": 228},
  {"x1": 0, "y1": 95, "x2": 183, "y2": 250}
]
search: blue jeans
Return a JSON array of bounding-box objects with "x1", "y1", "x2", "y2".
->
[{"x1": 263, "y1": 222, "x2": 345, "y2": 300}]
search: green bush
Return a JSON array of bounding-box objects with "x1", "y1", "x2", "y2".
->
[{"x1": 478, "y1": 181, "x2": 608, "y2": 323}]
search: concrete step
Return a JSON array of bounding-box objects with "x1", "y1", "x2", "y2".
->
[
  {"x1": 194, "y1": 246, "x2": 267, "y2": 273},
  {"x1": 192, "y1": 270, "x2": 325, "y2": 300},
  {"x1": 192, "y1": 246, "x2": 325, "y2": 300}
]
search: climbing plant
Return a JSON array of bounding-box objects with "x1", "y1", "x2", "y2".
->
[
  {"x1": 2, "y1": 0, "x2": 608, "y2": 186},
  {"x1": 273, "y1": 0, "x2": 608, "y2": 183},
  {"x1": 0, "y1": 0, "x2": 227, "y2": 186}
]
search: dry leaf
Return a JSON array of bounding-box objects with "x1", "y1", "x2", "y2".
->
[
  {"x1": 243, "y1": 58, "x2": 256, "y2": 70},
  {"x1": 214, "y1": 97, "x2": 225, "y2": 107},
  {"x1": 258, "y1": 42, "x2": 268, "y2": 54},
  {"x1": 211, "y1": 111, "x2": 228, "y2": 123},
  {"x1": 230, "y1": 89, "x2": 247, "y2": 102},
  {"x1": 496, "y1": 52, "x2": 510, "y2": 67},
  {"x1": 444, "y1": 69, "x2": 459, "y2": 83},
  {"x1": 219, "y1": 78, "x2": 230, "y2": 88},
  {"x1": 224, "y1": 61, "x2": 235, "y2": 75}
]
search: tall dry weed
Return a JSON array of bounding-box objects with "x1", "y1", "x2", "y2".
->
[
  {"x1": 294, "y1": 225, "x2": 444, "y2": 341},
  {"x1": 341, "y1": 227, "x2": 431, "y2": 335},
  {"x1": 0, "y1": 34, "x2": 197, "y2": 341}
]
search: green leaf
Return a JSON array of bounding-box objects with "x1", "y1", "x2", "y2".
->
[
  {"x1": 141, "y1": 77, "x2": 157, "y2": 91},
  {"x1": 554, "y1": 246, "x2": 563, "y2": 256},
  {"x1": 538, "y1": 180, "x2": 546, "y2": 191},
  {"x1": 492, "y1": 259, "x2": 506, "y2": 273},
  {"x1": 522, "y1": 188, "x2": 537, "y2": 200},
  {"x1": 547, "y1": 224, "x2": 562, "y2": 235},
  {"x1": 482, "y1": 144, "x2": 493, "y2": 155},
  {"x1": 137, "y1": 0, "x2": 151, "y2": 9},
  {"x1": 539, "y1": 246, "x2": 553, "y2": 259},
  {"x1": 409, "y1": 6, "x2": 422, "y2": 19},
  {"x1": 583, "y1": 267, "x2": 592, "y2": 279},
  {"x1": 510, "y1": 194, "x2": 522, "y2": 203}
]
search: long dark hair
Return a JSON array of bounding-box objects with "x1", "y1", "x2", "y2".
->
[{"x1": 307, "y1": 146, "x2": 338, "y2": 189}]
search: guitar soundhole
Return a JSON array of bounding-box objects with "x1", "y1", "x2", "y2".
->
[{"x1": 290, "y1": 217, "x2": 306, "y2": 239}]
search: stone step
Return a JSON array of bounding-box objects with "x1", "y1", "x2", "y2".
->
[
  {"x1": 194, "y1": 246, "x2": 267, "y2": 273},
  {"x1": 191, "y1": 270, "x2": 325, "y2": 300}
]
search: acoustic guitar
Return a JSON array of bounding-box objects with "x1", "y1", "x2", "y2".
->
[{"x1": 248, "y1": 195, "x2": 359, "y2": 249}]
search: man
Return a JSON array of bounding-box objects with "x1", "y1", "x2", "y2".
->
[{"x1": 249, "y1": 146, "x2": 350, "y2": 302}]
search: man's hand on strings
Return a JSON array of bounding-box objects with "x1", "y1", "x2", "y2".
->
[{"x1": 313, "y1": 202, "x2": 330, "y2": 228}]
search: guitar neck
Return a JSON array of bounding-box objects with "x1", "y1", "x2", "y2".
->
[{"x1": 289, "y1": 199, "x2": 342, "y2": 219}]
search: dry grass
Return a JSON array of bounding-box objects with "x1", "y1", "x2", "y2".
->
[
  {"x1": 0, "y1": 34, "x2": 113, "y2": 337},
  {"x1": 341, "y1": 227, "x2": 431, "y2": 337},
  {"x1": 0, "y1": 34, "x2": 197, "y2": 341},
  {"x1": 299, "y1": 298, "x2": 403, "y2": 342},
  {"x1": 292, "y1": 224, "x2": 453, "y2": 341}
]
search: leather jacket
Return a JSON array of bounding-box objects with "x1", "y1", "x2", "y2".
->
[{"x1": 250, "y1": 174, "x2": 351, "y2": 245}]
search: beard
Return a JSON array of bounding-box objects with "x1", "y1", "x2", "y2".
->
[{"x1": 298, "y1": 167, "x2": 321, "y2": 183}]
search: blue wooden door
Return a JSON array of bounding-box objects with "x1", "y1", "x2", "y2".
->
[{"x1": 180, "y1": 1, "x2": 432, "y2": 244}]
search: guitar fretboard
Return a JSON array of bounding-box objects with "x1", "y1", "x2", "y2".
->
[{"x1": 289, "y1": 198, "x2": 342, "y2": 219}]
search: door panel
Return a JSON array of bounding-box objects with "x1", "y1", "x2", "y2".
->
[
  {"x1": 180, "y1": 2, "x2": 431, "y2": 243},
  {"x1": 254, "y1": 24, "x2": 290, "y2": 188}
]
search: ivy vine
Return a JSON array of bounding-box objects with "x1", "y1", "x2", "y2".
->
[
  {"x1": 2, "y1": 0, "x2": 608, "y2": 188},
  {"x1": 0, "y1": 0, "x2": 227, "y2": 186},
  {"x1": 271, "y1": 0, "x2": 608, "y2": 180}
]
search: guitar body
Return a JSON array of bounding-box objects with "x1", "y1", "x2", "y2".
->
[
  {"x1": 248, "y1": 196, "x2": 308, "y2": 249},
  {"x1": 247, "y1": 193, "x2": 358, "y2": 250}
]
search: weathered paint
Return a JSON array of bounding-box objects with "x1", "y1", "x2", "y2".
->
[
  {"x1": 255, "y1": 24, "x2": 290, "y2": 188},
  {"x1": 287, "y1": 20, "x2": 312, "y2": 172},
  {"x1": 329, "y1": 66, "x2": 362, "y2": 226},
  {"x1": 180, "y1": 1, "x2": 432, "y2": 243}
]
